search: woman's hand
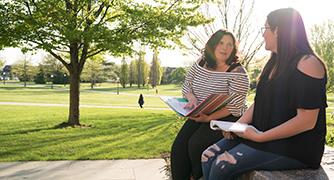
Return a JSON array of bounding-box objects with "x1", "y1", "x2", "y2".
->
[
  {"x1": 222, "y1": 131, "x2": 236, "y2": 139},
  {"x1": 184, "y1": 99, "x2": 197, "y2": 109},
  {"x1": 190, "y1": 113, "x2": 210, "y2": 122},
  {"x1": 184, "y1": 93, "x2": 198, "y2": 109},
  {"x1": 235, "y1": 126, "x2": 263, "y2": 142}
]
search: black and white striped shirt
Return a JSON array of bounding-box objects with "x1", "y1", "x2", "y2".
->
[{"x1": 182, "y1": 61, "x2": 250, "y2": 117}]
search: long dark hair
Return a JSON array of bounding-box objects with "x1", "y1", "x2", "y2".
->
[
  {"x1": 199, "y1": 29, "x2": 239, "y2": 69},
  {"x1": 260, "y1": 8, "x2": 325, "y2": 80}
]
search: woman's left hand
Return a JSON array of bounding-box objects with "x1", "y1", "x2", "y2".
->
[
  {"x1": 190, "y1": 113, "x2": 211, "y2": 122},
  {"x1": 235, "y1": 126, "x2": 263, "y2": 142}
]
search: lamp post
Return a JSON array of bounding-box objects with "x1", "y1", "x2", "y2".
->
[
  {"x1": 2, "y1": 72, "x2": 5, "y2": 85},
  {"x1": 147, "y1": 77, "x2": 149, "y2": 91},
  {"x1": 116, "y1": 77, "x2": 120, "y2": 95},
  {"x1": 50, "y1": 74, "x2": 54, "y2": 89},
  {"x1": 63, "y1": 74, "x2": 67, "y2": 87}
]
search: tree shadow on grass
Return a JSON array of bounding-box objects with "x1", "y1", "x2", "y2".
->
[
  {"x1": 0, "y1": 122, "x2": 94, "y2": 136},
  {"x1": 0, "y1": 127, "x2": 59, "y2": 136},
  {"x1": 53, "y1": 122, "x2": 94, "y2": 129}
]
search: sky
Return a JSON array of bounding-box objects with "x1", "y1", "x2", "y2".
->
[{"x1": 1, "y1": 0, "x2": 334, "y2": 67}]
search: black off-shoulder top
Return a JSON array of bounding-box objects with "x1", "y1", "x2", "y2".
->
[{"x1": 242, "y1": 58, "x2": 327, "y2": 168}]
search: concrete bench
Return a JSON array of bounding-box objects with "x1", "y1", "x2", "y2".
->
[
  {"x1": 239, "y1": 167, "x2": 329, "y2": 180},
  {"x1": 239, "y1": 145, "x2": 334, "y2": 180},
  {"x1": 161, "y1": 146, "x2": 334, "y2": 179}
]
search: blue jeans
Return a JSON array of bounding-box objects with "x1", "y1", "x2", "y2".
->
[{"x1": 201, "y1": 139, "x2": 306, "y2": 180}]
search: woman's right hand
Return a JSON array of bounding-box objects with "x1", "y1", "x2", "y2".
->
[
  {"x1": 222, "y1": 131, "x2": 235, "y2": 139},
  {"x1": 184, "y1": 94, "x2": 198, "y2": 109},
  {"x1": 184, "y1": 99, "x2": 198, "y2": 109}
]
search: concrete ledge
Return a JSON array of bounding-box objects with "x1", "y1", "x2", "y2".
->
[
  {"x1": 162, "y1": 146, "x2": 334, "y2": 180},
  {"x1": 239, "y1": 145, "x2": 334, "y2": 180},
  {"x1": 240, "y1": 167, "x2": 329, "y2": 180}
]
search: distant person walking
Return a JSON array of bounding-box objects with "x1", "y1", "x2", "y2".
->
[{"x1": 138, "y1": 94, "x2": 144, "y2": 108}]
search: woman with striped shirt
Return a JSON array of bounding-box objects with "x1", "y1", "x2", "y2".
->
[{"x1": 170, "y1": 29, "x2": 249, "y2": 180}]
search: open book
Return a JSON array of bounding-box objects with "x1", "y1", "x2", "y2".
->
[
  {"x1": 210, "y1": 120, "x2": 260, "y2": 133},
  {"x1": 160, "y1": 93, "x2": 235, "y2": 117}
]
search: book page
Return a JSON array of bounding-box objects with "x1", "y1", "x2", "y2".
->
[
  {"x1": 160, "y1": 96, "x2": 190, "y2": 116},
  {"x1": 160, "y1": 93, "x2": 233, "y2": 117},
  {"x1": 210, "y1": 120, "x2": 249, "y2": 133}
]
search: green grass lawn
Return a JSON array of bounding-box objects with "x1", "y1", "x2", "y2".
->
[
  {"x1": 0, "y1": 83, "x2": 181, "y2": 107},
  {"x1": 0, "y1": 83, "x2": 333, "y2": 161},
  {"x1": 0, "y1": 105, "x2": 184, "y2": 161}
]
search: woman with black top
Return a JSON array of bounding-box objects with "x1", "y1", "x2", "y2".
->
[
  {"x1": 171, "y1": 30, "x2": 249, "y2": 180},
  {"x1": 201, "y1": 8, "x2": 328, "y2": 180}
]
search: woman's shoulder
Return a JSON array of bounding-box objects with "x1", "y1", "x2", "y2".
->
[
  {"x1": 190, "y1": 58, "x2": 204, "y2": 68},
  {"x1": 229, "y1": 63, "x2": 247, "y2": 74},
  {"x1": 296, "y1": 55, "x2": 325, "y2": 79}
]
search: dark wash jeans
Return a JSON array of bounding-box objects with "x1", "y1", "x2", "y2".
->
[{"x1": 202, "y1": 139, "x2": 306, "y2": 180}]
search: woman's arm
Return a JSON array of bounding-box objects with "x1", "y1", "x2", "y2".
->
[
  {"x1": 191, "y1": 95, "x2": 254, "y2": 123},
  {"x1": 238, "y1": 55, "x2": 325, "y2": 142},
  {"x1": 194, "y1": 102, "x2": 254, "y2": 122},
  {"x1": 207, "y1": 107, "x2": 231, "y2": 120},
  {"x1": 225, "y1": 66, "x2": 250, "y2": 117},
  {"x1": 192, "y1": 66, "x2": 250, "y2": 122},
  {"x1": 242, "y1": 108, "x2": 319, "y2": 142},
  {"x1": 191, "y1": 107, "x2": 231, "y2": 122},
  {"x1": 237, "y1": 103, "x2": 254, "y2": 124},
  {"x1": 263, "y1": 108, "x2": 319, "y2": 141},
  {"x1": 182, "y1": 63, "x2": 198, "y2": 109}
]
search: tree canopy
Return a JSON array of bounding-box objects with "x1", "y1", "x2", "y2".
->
[
  {"x1": 149, "y1": 49, "x2": 162, "y2": 88},
  {"x1": 311, "y1": 20, "x2": 334, "y2": 92},
  {"x1": 1, "y1": 0, "x2": 208, "y2": 57},
  {"x1": 0, "y1": 59, "x2": 5, "y2": 69},
  {"x1": 184, "y1": 0, "x2": 263, "y2": 69},
  {"x1": 0, "y1": 0, "x2": 209, "y2": 125}
]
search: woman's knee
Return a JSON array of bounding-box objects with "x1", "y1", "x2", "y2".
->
[
  {"x1": 215, "y1": 151, "x2": 237, "y2": 165},
  {"x1": 171, "y1": 136, "x2": 183, "y2": 156},
  {"x1": 188, "y1": 135, "x2": 201, "y2": 151},
  {"x1": 208, "y1": 152, "x2": 239, "y2": 179},
  {"x1": 201, "y1": 144, "x2": 221, "y2": 162}
]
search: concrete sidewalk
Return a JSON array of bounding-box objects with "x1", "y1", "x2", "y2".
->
[
  {"x1": 1, "y1": 146, "x2": 333, "y2": 180},
  {"x1": 0, "y1": 159, "x2": 169, "y2": 180}
]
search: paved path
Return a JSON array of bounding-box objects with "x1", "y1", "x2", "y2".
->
[
  {"x1": 0, "y1": 146, "x2": 333, "y2": 180},
  {"x1": 0, "y1": 102, "x2": 170, "y2": 110},
  {"x1": 0, "y1": 159, "x2": 169, "y2": 180}
]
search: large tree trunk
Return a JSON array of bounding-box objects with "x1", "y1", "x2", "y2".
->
[
  {"x1": 90, "y1": 79, "x2": 94, "y2": 89},
  {"x1": 68, "y1": 66, "x2": 80, "y2": 126}
]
